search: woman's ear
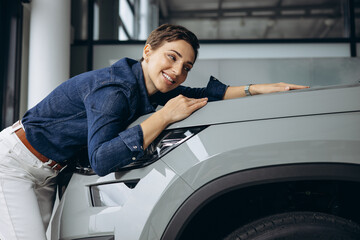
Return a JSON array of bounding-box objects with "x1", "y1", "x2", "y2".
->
[{"x1": 143, "y1": 44, "x2": 151, "y2": 62}]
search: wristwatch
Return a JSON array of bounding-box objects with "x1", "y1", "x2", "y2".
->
[{"x1": 244, "y1": 84, "x2": 252, "y2": 96}]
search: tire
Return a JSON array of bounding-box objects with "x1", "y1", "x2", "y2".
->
[{"x1": 224, "y1": 211, "x2": 360, "y2": 240}]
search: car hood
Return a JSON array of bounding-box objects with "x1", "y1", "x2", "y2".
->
[{"x1": 129, "y1": 84, "x2": 360, "y2": 130}]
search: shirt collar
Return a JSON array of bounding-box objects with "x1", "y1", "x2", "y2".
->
[{"x1": 130, "y1": 60, "x2": 156, "y2": 114}]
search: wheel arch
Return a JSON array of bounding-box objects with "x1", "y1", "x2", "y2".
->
[{"x1": 161, "y1": 163, "x2": 360, "y2": 240}]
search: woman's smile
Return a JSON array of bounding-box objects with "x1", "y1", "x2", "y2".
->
[
  {"x1": 162, "y1": 72, "x2": 176, "y2": 85},
  {"x1": 141, "y1": 40, "x2": 195, "y2": 95}
]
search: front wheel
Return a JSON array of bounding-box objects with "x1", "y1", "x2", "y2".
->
[{"x1": 224, "y1": 211, "x2": 360, "y2": 240}]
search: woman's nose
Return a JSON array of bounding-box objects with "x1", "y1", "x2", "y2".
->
[{"x1": 172, "y1": 62, "x2": 183, "y2": 75}]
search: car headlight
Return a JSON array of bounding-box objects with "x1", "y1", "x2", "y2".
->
[
  {"x1": 120, "y1": 125, "x2": 208, "y2": 170},
  {"x1": 89, "y1": 126, "x2": 208, "y2": 207},
  {"x1": 66, "y1": 125, "x2": 208, "y2": 178}
]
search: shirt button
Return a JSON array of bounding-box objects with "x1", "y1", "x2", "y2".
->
[
  {"x1": 133, "y1": 146, "x2": 137, "y2": 149},
  {"x1": 132, "y1": 157, "x2": 136, "y2": 161}
]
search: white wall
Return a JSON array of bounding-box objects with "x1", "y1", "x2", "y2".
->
[
  {"x1": 93, "y1": 43, "x2": 351, "y2": 70},
  {"x1": 92, "y1": 42, "x2": 353, "y2": 88}
]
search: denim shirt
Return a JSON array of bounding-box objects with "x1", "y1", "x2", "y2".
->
[{"x1": 21, "y1": 58, "x2": 228, "y2": 176}]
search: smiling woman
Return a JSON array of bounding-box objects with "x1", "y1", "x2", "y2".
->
[
  {"x1": 0, "y1": 23, "x2": 308, "y2": 240},
  {"x1": 138, "y1": 25, "x2": 308, "y2": 150},
  {"x1": 141, "y1": 40, "x2": 195, "y2": 95}
]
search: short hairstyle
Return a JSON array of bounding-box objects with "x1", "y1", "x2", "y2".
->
[{"x1": 141, "y1": 24, "x2": 200, "y2": 62}]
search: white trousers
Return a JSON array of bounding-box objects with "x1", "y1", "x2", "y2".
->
[{"x1": 0, "y1": 126, "x2": 58, "y2": 240}]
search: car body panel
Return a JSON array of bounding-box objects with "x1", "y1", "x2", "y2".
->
[
  {"x1": 51, "y1": 160, "x2": 194, "y2": 240},
  {"x1": 144, "y1": 112, "x2": 360, "y2": 238},
  {"x1": 166, "y1": 112, "x2": 360, "y2": 184},
  {"x1": 52, "y1": 84, "x2": 360, "y2": 240},
  {"x1": 131, "y1": 84, "x2": 360, "y2": 130},
  {"x1": 161, "y1": 162, "x2": 360, "y2": 240}
]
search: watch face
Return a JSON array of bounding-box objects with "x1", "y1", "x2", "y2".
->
[{"x1": 245, "y1": 85, "x2": 252, "y2": 96}]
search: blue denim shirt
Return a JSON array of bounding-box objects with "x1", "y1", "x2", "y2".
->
[{"x1": 22, "y1": 58, "x2": 227, "y2": 176}]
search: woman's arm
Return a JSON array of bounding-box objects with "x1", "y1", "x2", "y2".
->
[
  {"x1": 223, "y1": 82, "x2": 310, "y2": 100},
  {"x1": 150, "y1": 76, "x2": 227, "y2": 105},
  {"x1": 142, "y1": 82, "x2": 308, "y2": 150},
  {"x1": 141, "y1": 95, "x2": 208, "y2": 149}
]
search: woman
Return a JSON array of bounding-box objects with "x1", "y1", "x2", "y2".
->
[{"x1": 0, "y1": 24, "x2": 308, "y2": 239}]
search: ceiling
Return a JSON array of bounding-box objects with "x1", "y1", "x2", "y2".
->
[{"x1": 158, "y1": 0, "x2": 359, "y2": 39}]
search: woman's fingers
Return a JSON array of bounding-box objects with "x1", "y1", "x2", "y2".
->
[
  {"x1": 188, "y1": 98, "x2": 208, "y2": 111},
  {"x1": 181, "y1": 97, "x2": 208, "y2": 114},
  {"x1": 287, "y1": 83, "x2": 310, "y2": 90},
  {"x1": 162, "y1": 95, "x2": 208, "y2": 123},
  {"x1": 276, "y1": 82, "x2": 309, "y2": 90}
]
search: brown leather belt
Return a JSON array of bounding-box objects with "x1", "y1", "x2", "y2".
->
[{"x1": 12, "y1": 121, "x2": 65, "y2": 171}]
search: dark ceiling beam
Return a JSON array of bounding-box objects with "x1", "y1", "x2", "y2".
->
[{"x1": 168, "y1": 4, "x2": 343, "y2": 19}]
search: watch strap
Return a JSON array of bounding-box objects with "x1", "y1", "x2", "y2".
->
[{"x1": 244, "y1": 84, "x2": 252, "y2": 96}]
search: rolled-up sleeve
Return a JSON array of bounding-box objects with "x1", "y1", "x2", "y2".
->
[
  {"x1": 84, "y1": 84, "x2": 145, "y2": 176},
  {"x1": 118, "y1": 124, "x2": 144, "y2": 161},
  {"x1": 150, "y1": 76, "x2": 228, "y2": 105},
  {"x1": 203, "y1": 76, "x2": 228, "y2": 101}
]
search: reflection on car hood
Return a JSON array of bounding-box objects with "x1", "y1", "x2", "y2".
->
[{"x1": 129, "y1": 84, "x2": 360, "y2": 130}]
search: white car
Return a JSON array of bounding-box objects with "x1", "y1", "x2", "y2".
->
[{"x1": 51, "y1": 83, "x2": 360, "y2": 240}]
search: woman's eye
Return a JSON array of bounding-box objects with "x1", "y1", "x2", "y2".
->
[
  {"x1": 184, "y1": 66, "x2": 191, "y2": 72},
  {"x1": 168, "y1": 55, "x2": 176, "y2": 61}
]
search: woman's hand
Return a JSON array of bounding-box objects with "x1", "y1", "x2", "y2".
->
[
  {"x1": 141, "y1": 95, "x2": 207, "y2": 149},
  {"x1": 224, "y1": 82, "x2": 309, "y2": 99},
  {"x1": 160, "y1": 94, "x2": 208, "y2": 124},
  {"x1": 249, "y1": 82, "x2": 310, "y2": 95}
]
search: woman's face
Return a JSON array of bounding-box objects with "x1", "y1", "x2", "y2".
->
[{"x1": 142, "y1": 40, "x2": 195, "y2": 95}]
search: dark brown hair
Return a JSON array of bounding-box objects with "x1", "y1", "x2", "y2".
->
[{"x1": 141, "y1": 24, "x2": 200, "y2": 62}]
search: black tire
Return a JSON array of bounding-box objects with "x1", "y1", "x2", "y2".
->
[{"x1": 224, "y1": 211, "x2": 360, "y2": 240}]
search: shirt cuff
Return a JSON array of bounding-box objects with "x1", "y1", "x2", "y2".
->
[
  {"x1": 118, "y1": 124, "x2": 144, "y2": 161},
  {"x1": 206, "y1": 76, "x2": 229, "y2": 101}
]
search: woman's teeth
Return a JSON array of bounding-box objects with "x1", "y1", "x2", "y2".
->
[{"x1": 163, "y1": 73, "x2": 175, "y2": 83}]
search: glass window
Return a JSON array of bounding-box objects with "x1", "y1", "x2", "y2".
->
[
  {"x1": 91, "y1": 0, "x2": 158, "y2": 41},
  {"x1": 93, "y1": 0, "x2": 121, "y2": 40},
  {"x1": 161, "y1": 0, "x2": 350, "y2": 39},
  {"x1": 71, "y1": 0, "x2": 358, "y2": 41}
]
